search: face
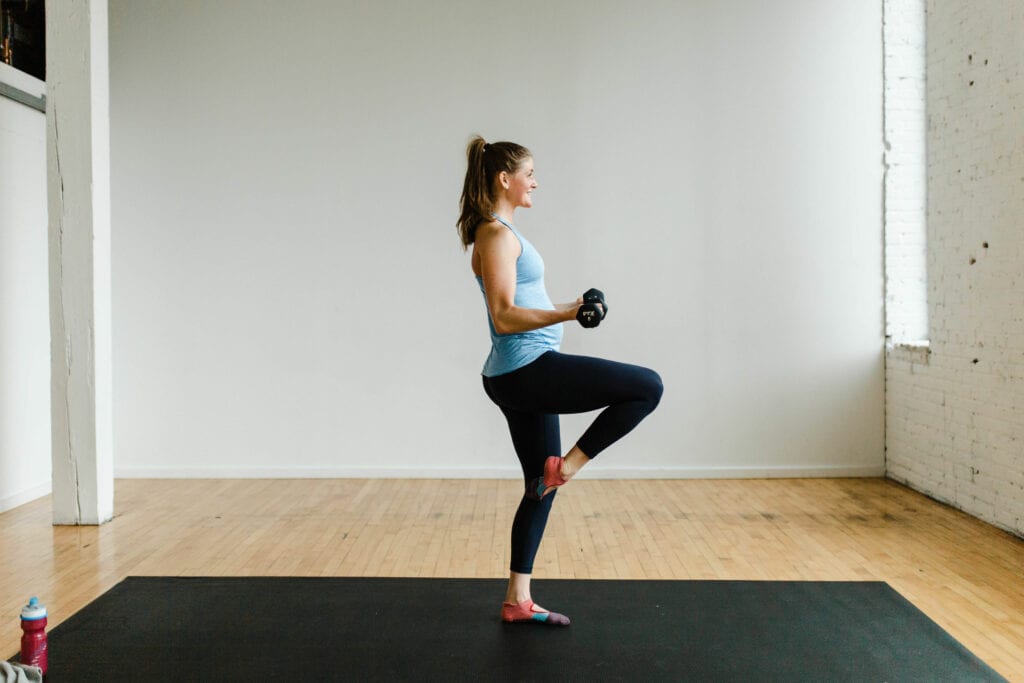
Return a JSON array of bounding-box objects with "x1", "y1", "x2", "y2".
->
[{"x1": 503, "y1": 158, "x2": 537, "y2": 209}]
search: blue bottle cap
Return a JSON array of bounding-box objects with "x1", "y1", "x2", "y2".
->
[{"x1": 21, "y1": 596, "x2": 47, "y2": 620}]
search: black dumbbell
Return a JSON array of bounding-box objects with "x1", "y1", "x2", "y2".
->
[{"x1": 576, "y1": 288, "x2": 608, "y2": 328}]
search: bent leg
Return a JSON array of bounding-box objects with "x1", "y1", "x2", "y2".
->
[{"x1": 489, "y1": 352, "x2": 664, "y2": 459}]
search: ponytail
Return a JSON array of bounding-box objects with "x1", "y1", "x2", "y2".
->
[{"x1": 456, "y1": 135, "x2": 532, "y2": 249}]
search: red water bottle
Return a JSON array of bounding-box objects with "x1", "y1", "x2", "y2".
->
[{"x1": 20, "y1": 596, "x2": 48, "y2": 675}]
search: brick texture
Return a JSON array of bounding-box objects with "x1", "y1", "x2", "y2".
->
[{"x1": 886, "y1": 1, "x2": 1024, "y2": 537}]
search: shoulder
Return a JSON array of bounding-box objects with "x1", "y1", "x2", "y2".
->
[
  {"x1": 475, "y1": 220, "x2": 516, "y2": 247},
  {"x1": 474, "y1": 219, "x2": 521, "y2": 260},
  {"x1": 475, "y1": 219, "x2": 508, "y2": 241}
]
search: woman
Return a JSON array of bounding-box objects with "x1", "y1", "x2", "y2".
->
[{"x1": 457, "y1": 136, "x2": 663, "y2": 626}]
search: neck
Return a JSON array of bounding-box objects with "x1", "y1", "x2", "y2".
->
[{"x1": 492, "y1": 199, "x2": 516, "y2": 224}]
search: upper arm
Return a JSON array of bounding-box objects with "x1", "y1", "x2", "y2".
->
[{"x1": 476, "y1": 223, "x2": 520, "y2": 330}]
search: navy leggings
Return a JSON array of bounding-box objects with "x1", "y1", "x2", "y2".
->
[{"x1": 482, "y1": 351, "x2": 663, "y2": 574}]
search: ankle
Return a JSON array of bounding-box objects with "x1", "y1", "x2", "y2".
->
[
  {"x1": 560, "y1": 451, "x2": 587, "y2": 480},
  {"x1": 559, "y1": 459, "x2": 576, "y2": 480}
]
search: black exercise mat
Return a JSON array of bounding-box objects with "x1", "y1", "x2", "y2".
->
[{"x1": 11, "y1": 577, "x2": 1006, "y2": 682}]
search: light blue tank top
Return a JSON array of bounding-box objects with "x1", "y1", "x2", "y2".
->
[{"x1": 476, "y1": 217, "x2": 562, "y2": 377}]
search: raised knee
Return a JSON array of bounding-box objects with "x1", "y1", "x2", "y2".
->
[{"x1": 644, "y1": 369, "x2": 664, "y2": 408}]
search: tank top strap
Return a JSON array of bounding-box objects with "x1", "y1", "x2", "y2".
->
[
  {"x1": 491, "y1": 214, "x2": 524, "y2": 255},
  {"x1": 491, "y1": 214, "x2": 514, "y2": 231}
]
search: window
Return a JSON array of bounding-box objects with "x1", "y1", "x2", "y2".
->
[
  {"x1": 1, "y1": 0, "x2": 45, "y2": 81},
  {"x1": 883, "y1": 0, "x2": 928, "y2": 345}
]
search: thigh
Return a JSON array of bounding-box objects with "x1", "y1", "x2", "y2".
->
[
  {"x1": 497, "y1": 406, "x2": 561, "y2": 481},
  {"x1": 494, "y1": 351, "x2": 659, "y2": 415}
]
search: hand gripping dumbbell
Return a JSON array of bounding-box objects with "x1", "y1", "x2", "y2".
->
[{"x1": 576, "y1": 288, "x2": 608, "y2": 328}]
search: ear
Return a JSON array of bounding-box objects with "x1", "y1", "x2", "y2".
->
[{"x1": 497, "y1": 170, "x2": 510, "y2": 190}]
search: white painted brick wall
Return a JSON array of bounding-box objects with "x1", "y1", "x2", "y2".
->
[{"x1": 886, "y1": 0, "x2": 1024, "y2": 538}]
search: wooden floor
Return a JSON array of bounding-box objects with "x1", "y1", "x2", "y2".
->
[{"x1": 1, "y1": 477, "x2": 1022, "y2": 679}]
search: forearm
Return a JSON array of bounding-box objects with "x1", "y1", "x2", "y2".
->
[
  {"x1": 554, "y1": 298, "x2": 583, "y2": 313},
  {"x1": 492, "y1": 305, "x2": 576, "y2": 335}
]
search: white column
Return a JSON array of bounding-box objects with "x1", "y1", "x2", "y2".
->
[{"x1": 46, "y1": 0, "x2": 113, "y2": 525}]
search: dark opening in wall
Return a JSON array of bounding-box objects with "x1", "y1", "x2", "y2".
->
[{"x1": 1, "y1": 0, "x2": 44, "y2": 81}]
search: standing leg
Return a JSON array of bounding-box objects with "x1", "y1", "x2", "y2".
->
[
  {"x1": 493, "y1": 406, "x2": 570, "y2": 624},
  {"x1": 499, "y1": 408, "x2": 560, "y2": 576}
]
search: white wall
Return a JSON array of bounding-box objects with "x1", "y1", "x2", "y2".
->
[
  {"x1": 0, "y1": 64, "x2": 51, "y2": 510},
  {"x1": 109, "y1": 0, "x2": 885, "y2": 478},
  {"x1": 887, "y1": 2, "x2": 1024, "y2": 537}
]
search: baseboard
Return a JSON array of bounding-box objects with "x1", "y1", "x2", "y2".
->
[
  {"x1": 0, "y1": 481, "x2": 51, "y2": 513},
  {"x1": 114, "y1": 464, "x2": 885, "y2": 479}
]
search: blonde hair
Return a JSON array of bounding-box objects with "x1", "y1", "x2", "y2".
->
[{"x1": 456, "y1": 135, "x2": 532, "y2": 249}]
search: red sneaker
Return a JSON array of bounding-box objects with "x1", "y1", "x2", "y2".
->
[
  {"x1": 501, "y1": 599, "x2": 570, "y2": 626},
  {"x1": 526, "y1": 456, "x2": 568, "y2": 500}
]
